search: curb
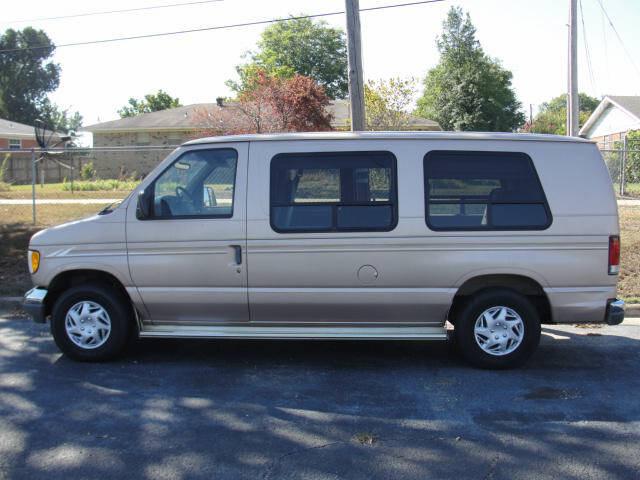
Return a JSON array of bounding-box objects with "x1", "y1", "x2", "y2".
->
[{"x1": 626, "y1": 304, "x2": 640, "y2": 317}]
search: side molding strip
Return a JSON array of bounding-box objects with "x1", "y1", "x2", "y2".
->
[{"x1": 139, "y1": 325, "x2": 448, "y2": 340}]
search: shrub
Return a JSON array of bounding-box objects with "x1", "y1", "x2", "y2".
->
[{"x1": 80, "y1": 161, "x2": 96, "y2": 181}]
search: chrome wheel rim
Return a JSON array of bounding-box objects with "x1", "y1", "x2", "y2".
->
[
  {"x1": 474, "y1": 306, "x2": 524, "y2": 356},
  {"x1": 64, "y1": 301, "x2": 111, "y2": 350}
]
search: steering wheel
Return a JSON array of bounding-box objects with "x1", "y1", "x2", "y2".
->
[{"x1": 175, "y1": 186, "x2": 196, "y2": 206}]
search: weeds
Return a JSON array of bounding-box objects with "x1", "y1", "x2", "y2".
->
[{"x1": 61, "y1": 178, "x2": 138, "y2": 191}]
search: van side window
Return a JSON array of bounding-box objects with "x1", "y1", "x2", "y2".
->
[
  {"x1": 270, "y1": 151, "x2": 397, "y2": 233},
  {"x1": 151, "y1": 148, "x2": 237, "y2": 219},
  {"x1": 424, "y1": 151, "x2": 551, "y2": 230}
]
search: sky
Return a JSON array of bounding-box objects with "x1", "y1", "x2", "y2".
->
[{"x1": 2, "y1": 0, "x2": 640, "y2": 126}]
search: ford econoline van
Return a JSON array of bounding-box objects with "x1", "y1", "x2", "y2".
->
[{"x1": 22, "y1": 132, "x2": 625, "y2": 368}]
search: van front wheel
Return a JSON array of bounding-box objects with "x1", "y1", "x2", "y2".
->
[
  {"x1": 50, "y1": 283, "x2": 132, "y2": 362},
  {"x1": 453, "y1": 289, "x2": 541, "y2": 369}
]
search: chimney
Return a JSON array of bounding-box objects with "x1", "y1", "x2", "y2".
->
[{"x1": 216, "y1": 97, "x2": 224, "y2": 107}]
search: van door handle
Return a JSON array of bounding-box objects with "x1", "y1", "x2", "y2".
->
[{"x1": 230, "y1": 245, "x2": 242, "y2": 265}]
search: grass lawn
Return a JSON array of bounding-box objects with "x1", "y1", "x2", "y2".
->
[
  {"x1": 2, "y1": 204, "x2": 640, "y2": 305},
  {"x1": 618, "y1": 207, "x2": 640, "y2": 303},
  {"x1": 624, "y1": 183, "x2": 640, "y2": 198},
  {"x1": 0, "y1": 181, "x2": 137, "y2": 200}
]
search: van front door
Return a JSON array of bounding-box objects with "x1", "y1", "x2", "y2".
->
[{"x1": 126, "y1": 144, "x2": 248, "y2": 324}]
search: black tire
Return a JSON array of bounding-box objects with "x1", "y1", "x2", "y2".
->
[
  {"x1": 50, "y1": 283, "x2": 133, "y2": 361},
  {"x1": 452, "y1": 288, "x2": 541, "y2": 369}
]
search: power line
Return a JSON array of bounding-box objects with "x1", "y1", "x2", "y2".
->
[
  {"x1": 594, "y1": 0, "x2": 640, "y2": 81},
  {"x1": 0, "y1": 0, "x2": 447, "y2": 55},
  {"x1": 2, "y1": 0, "x2": 225, "y2": 25},
  {"x1": 579, "y1": 0, "x2": 597, "y2": 92}
]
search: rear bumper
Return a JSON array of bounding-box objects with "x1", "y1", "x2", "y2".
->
[
  {"x1": 605, "y1": 299, "x2": 625, "y2": 325},
  {"x1": 23, "y1": 287, "x2": 48, "y2": 324}
]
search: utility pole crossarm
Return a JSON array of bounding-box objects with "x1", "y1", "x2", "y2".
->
[{"x1": 345, "y1": 0, "x2": 365, "y2": 131}]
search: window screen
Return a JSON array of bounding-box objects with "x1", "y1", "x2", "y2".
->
[
  {"x1": 424, "y1": 151, "x2": 551, "y2": 230},
  {"x1": 270, "y1": 151, "x2": 397, "y2": 232}
]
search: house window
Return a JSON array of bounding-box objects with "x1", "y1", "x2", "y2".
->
[
  {"x1": 424, "y1": 151, "x2": 551, "y2": 231},
  {"x1": 8, "y1": 139, "x2": 21, "y2": 150},
  {"x1": 270, "y1": 151, "x2": 398, "y2": 233}
]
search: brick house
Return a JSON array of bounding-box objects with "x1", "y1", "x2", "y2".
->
[
  {"x1": 0, "y1": 117, "x2": 39, "y2": 150},
  {"x1": 579, "y1": 96, "x2": 640, "y2": 148},
  {"x1": 82, "y1": 100, "x2": 440, "y2": 179},
  {"x1": 0, "y1": 118, "x2": 44, "y2": 184}
]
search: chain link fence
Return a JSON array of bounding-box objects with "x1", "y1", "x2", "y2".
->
[
  {"x1": 0, "y1": 145, "x2": 177, "y2": 186},
  {"x1": 599, "y1": 137, "x2": 640, "y2": 198},
  {"x1": 0, "y1": 146, "x2": 177, "y2": 224}
]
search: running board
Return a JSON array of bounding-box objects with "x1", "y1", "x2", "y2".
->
[{"x1": 139, "y1": 324, "x2": 448, "y2": 340}]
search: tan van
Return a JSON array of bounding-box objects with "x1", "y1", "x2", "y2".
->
[{"x1": 23, "y1": 132, "x2": 624, "y2": 368}]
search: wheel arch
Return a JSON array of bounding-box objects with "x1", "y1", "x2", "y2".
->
[
  {"x1": 448, "y1": 274, "x2": 552, "y2": 325},
  {"x1": 44, "y1": 269, "x2": 134, "y2": 320}
]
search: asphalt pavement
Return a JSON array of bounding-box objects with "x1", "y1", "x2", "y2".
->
[{"x1": 0, "y1": 311, "x2": 639, "y2": 480}]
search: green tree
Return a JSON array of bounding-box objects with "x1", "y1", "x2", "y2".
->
[
  {"x1": 529, "y1": 93, "x2": 600, "y2": 135},
  {"x1": 0, "y1": 28, "x2": 61, "y2": 125},
  {"x1": 39, "y1": 99, "x2": 83, "y2": 134},
  {"x1": 365, "y1": 78, "x2": 417, "y2": 130},
  {"x1": 227, "y1": 17, "x2": 348, "y2": 99},
  {"x1": 416, "y1": 7, "x2": 525, "y2": 131},
  {"x1": 118, "y1": 90, "x2": 182, "y2": 118}
]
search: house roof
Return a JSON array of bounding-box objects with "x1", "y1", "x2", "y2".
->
[
  {"x1": 83, "y1": 103, "x2": 228, "y2": 132},
  {"x1": 0, "y1": 117, "x2": 37, "y2": 138},
  {"x1": 83, "y1": 100, "x2": 441, "y2": 133},
  {"x1": 184, "y1": 131, "x2": 593, "y2": 146},
  {"x1": 579, "y1": 95, "x2": 640, "y2": 137}
]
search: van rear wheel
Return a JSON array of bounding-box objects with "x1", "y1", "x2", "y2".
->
[
  {"x1": 50, "y1": 283, "x2": 132, "y2": 362},
  {"x1": 453, "y1": 289, "x2": 541, "y2": 369}
]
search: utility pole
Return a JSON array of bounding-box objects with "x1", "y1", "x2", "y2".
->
[
  {"x1": 345, "y1": 0, "x2": 365, "y2": 131},
  {"x1": 567, "y1": 0, "x2": 579, "y2": 136}
]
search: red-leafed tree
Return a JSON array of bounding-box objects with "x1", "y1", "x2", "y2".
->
[{"x1": 192, "y1": 71, "x2": 333, "y2": 137}]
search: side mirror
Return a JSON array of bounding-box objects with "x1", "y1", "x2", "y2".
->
[{"x1": 136, "y1": 189, "x2": 153, "y2": 219}]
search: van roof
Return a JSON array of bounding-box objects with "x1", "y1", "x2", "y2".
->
[{"x1": 184, "y1": 131, "x2": 594, "y2": 146}]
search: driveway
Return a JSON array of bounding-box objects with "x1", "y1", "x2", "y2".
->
[{"x1": 1, "y1": 312, "x2": 639, "y2": 479}]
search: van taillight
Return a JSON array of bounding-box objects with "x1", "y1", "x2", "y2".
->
[{"x1": 609, "y1": 235, "x2": 620, "y2": 275}]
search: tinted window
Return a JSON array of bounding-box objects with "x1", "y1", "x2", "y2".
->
[
  {"x1": 424, "y1": 151, "x2": 551, "y2": 230},
  {"x1": 151, "y1": 148, "x2": 237, "y2": 219},
  {"x1": 271, "y1": 152, "x2": 397, "y2": 232}
]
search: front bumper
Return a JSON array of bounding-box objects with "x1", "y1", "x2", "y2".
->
[
  {"x1": 23, "y1": 287, "x2": 48, "y2": 323},
  {"x1": 605, "y1": 299, "x2": 625, "y2": 325}
]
